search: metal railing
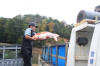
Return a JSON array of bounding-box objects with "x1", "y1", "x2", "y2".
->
[{"x1": 0, "y1": 44, "x2": 23, "y2": 66}]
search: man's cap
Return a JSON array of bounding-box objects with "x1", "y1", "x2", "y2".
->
[{"x1": 29, "y1": 22, "x2": 38, "y2": 28}]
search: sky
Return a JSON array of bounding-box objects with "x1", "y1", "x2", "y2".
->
[{"x1": 0, "y1": 0, "x2": 100, "y2": 24}]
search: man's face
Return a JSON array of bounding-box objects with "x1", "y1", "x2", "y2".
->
[{"x1": 30, "y1": 26, "x2": 36, "y2": 31}]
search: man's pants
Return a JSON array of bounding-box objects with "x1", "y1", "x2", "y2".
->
[{"x1": 21, "y1": 48, "x2": 32, "y2": 66}]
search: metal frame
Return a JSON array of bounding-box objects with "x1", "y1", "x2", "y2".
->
[{"x1": 0, "y1": 44, "x2": 23, "y2": 66}]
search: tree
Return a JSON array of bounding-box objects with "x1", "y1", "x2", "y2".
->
[
  {"x1": 13, "y1": 15, "x2": 24, "y2": 44},
  {"x1": 48, "y1": 22, "x2": 55, "y2": 32},
  {"x1": 39, "y1": 19, "x2": 47, "y2": 31},
  {"x1": 5, "y1": 15, "x2": 24, "y2": 44},
  {"x1": 54, "y1": 22, "x2": 72, "y2": 39},
  {"x1": 0, "y1": 18, "x2": 8, "y2": 42}
]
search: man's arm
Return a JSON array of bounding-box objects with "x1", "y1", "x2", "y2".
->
[
  {"x1": 24, "y1": 28, "x2": 37, "y2": 40},
  {"x1": 25, "y1": 35, "x2": 37, "y2": 40}
]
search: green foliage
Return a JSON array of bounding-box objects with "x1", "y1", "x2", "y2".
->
[
  {"x1": 39, "y1": 19, "x2": 47, "y2": 31},
  {"x1": 32, "y1": 40, "x2": 46, "y2": 47},
  {"x1": 48, "y1": 22, "x2": 55, "y2": 32},
  {"x1": 54, "y1": 22, "x2": 72, "y2": 39},
  {"x1": 0, "y1": 14, "x2": 72, "y2": 47},
  {"x1": 5, "y1": 50, "x2": 16, "y2": 59},
  {"x1": 4, "y1": 15, "x2": 24, "y2": 43},
  {"x1": 0, "y1": 18, "x2": 8, "y2": 42}
]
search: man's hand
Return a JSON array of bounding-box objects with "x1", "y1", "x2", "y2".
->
[{"x1": 31, "y1": 36, "x2": 37, "y2": 40}]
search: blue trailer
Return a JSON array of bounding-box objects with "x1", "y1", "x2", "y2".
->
[{"x1": 39, "y1": 43, "x2": 68, "y2": 66}]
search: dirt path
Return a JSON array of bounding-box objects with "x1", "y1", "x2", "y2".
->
[
  {"x1": 32, "y1": 47, "x2": 42, "y2": 54},
  {"x1": 32, "y1": 64, "x2": 38, "y2": 66}
]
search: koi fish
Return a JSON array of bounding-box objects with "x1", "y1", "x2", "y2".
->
[{"x1": 32, "y1": 32, "x2": 59, "y2": 41}]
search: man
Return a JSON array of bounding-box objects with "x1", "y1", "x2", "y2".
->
[{"x1": 21, "y1": 22, "x2": 38, "y2": 66}]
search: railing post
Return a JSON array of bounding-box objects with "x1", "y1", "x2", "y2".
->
[
  {"x1": 48, "y1": 46, "x2": 50, "y2": 63},
  {"x1": 16, "y1": 45, "x2": 18, "y2": 59},
  {"x1": 56, "y1": 45, "x2": 58, "y2": 66},
  {"x1": 65, "y1": 43, "x2": 69, "y2": 66},
  {"x1": 2, "y1": 46, "x2": 5, "y2": 66},
  {"x1": 50, "y1": 47, "x2": 52, "y2": 65},
  {"x1": 3, "y1": 46, "x2": 5, "y2": 60}
]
